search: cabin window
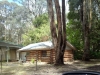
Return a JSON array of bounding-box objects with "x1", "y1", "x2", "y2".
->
[{"x1": 42, "y1": 51, "x2": 47, "y2": 57}]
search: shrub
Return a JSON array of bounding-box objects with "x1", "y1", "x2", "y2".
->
[
  {"x1": 74, "y1": 50, "x2": 100, "y2": 60},
  {"x1": 31, "y1": 58, "x2": 35, "y2": 63},
  {"x1": 90, "y1": 51, "x2": 100, "y2": 59},
  {"x1": 74, "y1": 50, "x2": 83, "y2": 60}
]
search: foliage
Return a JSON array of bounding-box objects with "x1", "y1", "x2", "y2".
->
[
  {"x1": 22, "y1": 13, "x2": 50, "y2": 45},
  {"x1": 33, "y1": 14, "x2": 49, "y2": 27},
  {"x1": 0, "y1": 0, "x2": 48, "y2": 45},
  {"x1": 90, "y1": 51, "x2": 100, "y2": 59},
  {"x1": 13, "y1": 0, "x2": 47, "y2": 18},
  {"x1": 68, "y1": 0, "x2": 100, "y2": 60},
  {"x1": 67, "y1": 16, "x2": 84, "y2": 60},
  {"x1": 74, "y1": 50, "x2": 100, "y2": 60},
  {"x1": 74, "y1": 50, "x2": 83, "y2": 60},
  {"x1": 0, "y1": 1, "x2": 31, "y2": 44},
  {"x1": 31, "y1": 58, "x2": 35, "y2": 63}
]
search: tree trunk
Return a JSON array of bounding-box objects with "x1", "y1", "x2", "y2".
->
[
  {"x1": 54, "y1": 0, "x2": 63, "y2": 65},
  {"x1": 80, "y1": 0, "x2": 84, "y2": 42},
  {"x1": 82, "y1": 0, "x2": 90, "y2": 61},
  {"x1": 47, "y1": 0, "x2": 57, "y2": 48},
  {"x1": 47, "y1": 0, "x2": 66, "y2": 65},
  {"x1": 62, "y1": 0, "x2": 66, "y2": 51},
  {"x1": 54, "y1": 0, "x2": 66, "y2": 65}
]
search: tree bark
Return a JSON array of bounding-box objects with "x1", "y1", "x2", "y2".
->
[
  {"x1": 61, "y1": 0, "x2": 66, "y2": 64},
  {"x1": 54, "y1": 0, "x2": 66, "y2": 65},
  {"x1": 82, "y1": 0, "x2": 90, "y2": 61},
  {"x1": 62, "y1": 0, "x2": 66, "y2": 51},
  {"x1": 47, "y1": 0, "x2": 66, "y2": 65},
  {"x1": 54, "y1": 0, "x2": 63, "y2": 65},
  {"x1": 47, "y1": 0, "x2": 57, "y2": 49}
]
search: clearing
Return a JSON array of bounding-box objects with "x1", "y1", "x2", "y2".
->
[{"x1": 1, "y1": 60, "x2": 100, "y2": 75}]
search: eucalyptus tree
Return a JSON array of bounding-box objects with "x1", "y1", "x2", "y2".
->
[
  {"x1": 0, "y1": 1, "x2": 31, "y2": 44},
  {"x1": 67, "y1": 0, "x2": 82, "y2": 44},
  {"x1": 68, "y1": 0, "x2": 100, "y2": 60},
  {"x1": 22, "y1": 13, "x2": 50, "y2": 45},
  {"x1": 68, "y1": 0, "x2": 91, "y2": 60},
  {"x1": 27, "y1": 0, "x2": 47, "y2": 18},
  {"x1": 12, "y1": 5, "x2": 32, "y2": 44},
  {"x1": 89, "y1": 0, "x2": 100, "y2": 58},
  {"x1": 13, "y1": 0, "x2": 47, "y2": 18},
  {"x1": 47, "y1": 0, "x2": 66, "y2": 65},
  {"x1": 0, "y1": 1, "x2": 10, "y2": 41}
]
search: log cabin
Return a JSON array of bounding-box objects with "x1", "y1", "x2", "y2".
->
[{"x1": 18, "y1": 41, "x2": 75, "y2": 63}]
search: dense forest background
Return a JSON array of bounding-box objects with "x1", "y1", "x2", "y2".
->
[{"x1": 0, "y1": 0, "x2": 100, "y2": 60}]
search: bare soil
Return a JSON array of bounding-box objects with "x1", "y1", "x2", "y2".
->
[{"x1": 1, "y1": 59, "x2": 100, "y2": 75}]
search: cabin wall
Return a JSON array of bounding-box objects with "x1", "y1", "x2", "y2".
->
[
  {"x1": 0, "y1": 49, "x2": 6, "y2": 61},
  {"x1": 52, "y1": 49, "x2": 74, "y2": 62},
  {"x1": 10, "y1": 49, "x2": 17, "y2": 61},
  {"x1": 26, "y1": 50, "x2": 52, "y2": 63},
  {"x1": 0, "y1": 48, "x2": 10, "y2": 61},
  {"x1": 24, "y1": 49, "x2": 73, "y2": 63},
  {"x1": 0, "y1": 48, "x2": 16, "y2": 61},
  {"x1": 64, "y1": 50, "x2": 74, "y2": 61}
]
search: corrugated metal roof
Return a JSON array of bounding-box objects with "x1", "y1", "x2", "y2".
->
[
  {"x1": 18, "y1": 41, "x2": 76, "y2": 51},
  {"x1": 19, "y1": 41, "x2": 53, "y2": 51}
]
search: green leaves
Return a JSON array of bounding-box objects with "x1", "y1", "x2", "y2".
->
[
  {"x1": 21, "y1": 13, "x2": 50, "y2": 45},
  {"x1": 22, "y1": 23, "x2": 50, "y2": 45},
  {"x1": 67, "y1": 12, "x2": 80, "y2": 20},
  {"x1": 33, "y1": 14, "x2": 49, "y2": 27},
  {"x1": 68, "y1": 0, "x2": 100, "y2": 60}
]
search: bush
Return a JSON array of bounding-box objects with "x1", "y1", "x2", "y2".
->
[
  {"x1": 74, "y1": 50, "x2": 100, "y2": 60},
  {"x1": 90, "y1": 51, "x2": 100, "y2": 59},
  {"x1": 74, "y1": 50, "x2": 83, "y2": 60},
  {"x1": 31, "y1": 58, "x2": 35, "y2": 63}
]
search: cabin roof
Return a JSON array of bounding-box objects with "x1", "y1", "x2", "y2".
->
[
  {"x1": 18, "y1": 41, "x2": 76, "y2": 51},
  {"x1": 0, "y1": 41, "x2": 22, "y2": 49}
]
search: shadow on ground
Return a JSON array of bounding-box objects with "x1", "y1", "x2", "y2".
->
[
  {"x1": 1, "y1": 73, "x2": 14, "y2": 75},
  {"x1": 85, "y1": 65, "x2": 100, "y2": 71},
  {"x1": 1, "y1": 60, "x2": 100, "y2": 75},
  {"x1": 26, "y1": 64, "x2": 81, "y2": 73},
  {"x1": 73, "y1": 60, "x2": 100, "y2": 65}
]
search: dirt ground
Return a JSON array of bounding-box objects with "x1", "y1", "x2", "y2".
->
[{"x1": 1, "y1": 59, "x2": 100, "y2": 75}]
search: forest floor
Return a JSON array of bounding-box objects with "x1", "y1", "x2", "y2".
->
[{"x1": 1, "y1": 59, "x2": 100, "y2": 75}]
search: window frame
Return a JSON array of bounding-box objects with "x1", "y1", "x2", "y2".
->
[{"x1": 41, "y1": 51, "x2": 47, "y2": 57}]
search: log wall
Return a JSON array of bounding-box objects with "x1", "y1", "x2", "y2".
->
[{"x1": 25, "y1": 49, "x2": 73, "y2": 63}]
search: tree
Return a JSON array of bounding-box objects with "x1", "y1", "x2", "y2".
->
[
  {"x1": 0, "y1": 1, "x2": 31, "y2": 44},
  {"x1": 22, "y1": 14, "x2": 50, "y2": 45},
  {"x1": 14, "y1": 0, "x2": 47, "y2": 18},
  {"x1": 82, "y1": 0, "x2": 92, "y2": 61},
  {"x1": 47, "y1": 0, "x2": 66, "y2": 65},
  {"x1": 33, "y1": 13, "x2": 49, "y2": 27},
  {"x1": 68, "y1": 0, "x2": 100, "y2": 60}
]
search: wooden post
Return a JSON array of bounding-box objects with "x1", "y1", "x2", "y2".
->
[
  {"x1": 0, "y1": 48, "x2": 2, "y2": 74},
  {"x1": 36, "y1": 52, "x2": 38, "y2": 70},
  {"x1": 50, "y1": 50, "x2": 53, "y2": 64},
  {"x1": 7, "y1": 47, "x2": 9, "y2": 65}
]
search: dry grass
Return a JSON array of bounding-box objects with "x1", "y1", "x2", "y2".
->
[{"x1": 0, "y1": 60, "x2": 100, "y2": 75}]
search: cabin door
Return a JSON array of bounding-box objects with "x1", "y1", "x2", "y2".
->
[{"x1": 21, "y1": 52, "x2": 26, "y2": 62}]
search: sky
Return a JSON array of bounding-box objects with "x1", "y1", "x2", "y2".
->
[
  {"x1": 0, "y1": 0, "x2": 69, "y2": 13},
  {"x1": 59, "y1": 0, "x2": 69, "y2": 13},
  {"x1": 7, "y1": 0, "x2": 13, "y2": 2},
  {"x1": 0, "y1": 0, "x2": 13, "y2": 2},
  {"x1": 0, "y1": 0, "x2": 21, "y2": 5}
]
